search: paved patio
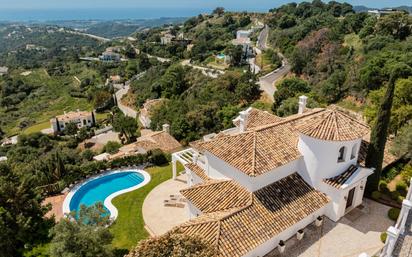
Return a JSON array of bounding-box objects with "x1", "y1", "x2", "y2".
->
[
  {"x1": 266, "y1": 199, "x2": 393, "y2": 257},
  {"x1": 42, "y1": 193, "x2": 67, "y2": 221},
  {"x1": 142, "y1": 174, "x2": 190, "y2": 236}
]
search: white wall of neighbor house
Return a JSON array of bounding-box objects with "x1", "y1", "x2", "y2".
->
[
  {"x1": 297, "y1": 134, "x2": 361, "y2": 188},
  {"x1": 186, "y1": 168, "x2": 203, "y2": 187},
  {"x1": 243, "y1": 207, "x2": 328, "y2": 257},
  {"x1": 205, "y1": 152, "x2": 301, "y2": 192}
]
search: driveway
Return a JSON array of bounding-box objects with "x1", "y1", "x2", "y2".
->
[{"x1": 266, "y1": 199, "x2": 393, "y2": 257}]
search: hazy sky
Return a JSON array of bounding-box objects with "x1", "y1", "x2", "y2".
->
[{"x1": 0, "y1": 0, "x2": 410, "y2": 9}]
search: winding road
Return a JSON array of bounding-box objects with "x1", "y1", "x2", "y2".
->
[
  {"x1": 256, "y1": 25, "x2": 291, "y2": 102},
  {"x1": 115, "y1": 71, "x2": 146, "y2": 118}
]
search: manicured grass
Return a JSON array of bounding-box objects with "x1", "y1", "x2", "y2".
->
[
  {"x1": 23, "y1": 120, "x2": 51, "y2": 134},
  {"x1": 110, "y1": 163, "x2": 183, "y2": 250}
]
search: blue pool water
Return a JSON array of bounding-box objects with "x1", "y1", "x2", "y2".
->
[{"x1": 69, "y1": 171, "x2": 144, "y2": 216}]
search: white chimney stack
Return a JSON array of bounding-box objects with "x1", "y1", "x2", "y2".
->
[
  {"x1": 239, "y1": 111, "x2": 248, "y2": 132},
  {"x1": 298, "y1": 95, "x2": 308, "y2": 114},
  {"x1": 162, "y1": 124, "x2": 170, "y2": 133},
  {"x1": 193, "y1": 153, "x2": 198, "y2": 164}
]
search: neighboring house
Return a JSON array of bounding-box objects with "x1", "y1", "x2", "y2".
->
[
  {"x1": 368, "y1": 8, "x2": 402, "y2": 17},
  {"x1": 109, "y1": 124, "x2": 181, "y2": 159},
  {"x1": 99, "y1": 51, "x2": 121, "y2": 62},
  {"x1": 139, "y1": 98, "x2": 164, "y2": 128},
  {"x1": 161, "y1": 34, "x2": 175, "y2": 45},
  {"x1": 171, "y1": 96, "x2": 382, "y2": 257},
  {"x1": 232, "y1": 30, "x2": 253, "y2": 59},
  {"x1": 0, "y1": 66, "x2": 8, "y2": 76},
  {"x1": 50, "y1": 110, "x2": 96, "y2": 133}
]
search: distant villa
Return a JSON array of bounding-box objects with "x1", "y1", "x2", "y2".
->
[{"x1": 50, "y1": 110, "x2": 95, "y2": 133}]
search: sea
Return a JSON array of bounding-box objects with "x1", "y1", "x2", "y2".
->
[{"x1": 0, "y1": 7, "x2": 268, "y2": 22}]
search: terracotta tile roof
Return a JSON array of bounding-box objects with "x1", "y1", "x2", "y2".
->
[
  {"x1": 197, "y1": 123, "x2": 302, "y2": 176},
  {"x1": 181, "y1": 179, "x2": 252, "y2": 213},
  {"x1": 113, "y1": 131, "x2": 181, "y2": 159},
  {"x1": 185, "y1": 163, "x2": 210, "y2": 181},
  {"x1": 54, "y1": 111, "x2": 92, "y2": 122},
  {"x1": 296, "y1": 108, "x2": 370, "y2": 141},
  {"x1": 176, "y1": 173, "x2": 330, "y2": 257},
  {"x1": 233, "y1": 108, "x2": 283, "y2": 130},
  {"x1": 323, "y1": 165, "x2": 358, "y2": 188}
]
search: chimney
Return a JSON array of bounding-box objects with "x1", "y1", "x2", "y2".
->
[
  {"x1": 298, "y1": 95, "x2": 308, "y2": 114},
  {"x1": 192, "y1": 153, "x2": 198, "y2": 164},
  {"x1": 162, "y1": 124, "x2": 170, "y2": 133},
  {"x1": 239, "y1": 110, "x2": 248, "y2": 132}
]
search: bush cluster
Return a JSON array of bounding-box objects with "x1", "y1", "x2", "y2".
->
[{"x1": 388, "y1": 208, "x2": 401, "y2": 221}]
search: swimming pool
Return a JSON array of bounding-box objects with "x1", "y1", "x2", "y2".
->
[{"x1": 63, "y1": 170, "x2": 151, "y2": 220}]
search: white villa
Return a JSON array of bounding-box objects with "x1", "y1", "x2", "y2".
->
[
  {"x1": 50, "y1": 110, "x2": 96, "y2": 133},
  {"x1": 170, "y1": 96, "x2": 375, "y2": 257}
]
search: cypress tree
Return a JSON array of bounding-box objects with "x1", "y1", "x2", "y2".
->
[{"x1": 365, "y1": 64, "x2": 412, "y2": 194}]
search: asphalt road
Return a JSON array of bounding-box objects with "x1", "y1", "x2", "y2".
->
[
  {"x1": 257, "y1": 25, "x2": 269, "y2": 50},
  {"x1": 258, "y1": 59, "x2": 291, "y2": 102}
]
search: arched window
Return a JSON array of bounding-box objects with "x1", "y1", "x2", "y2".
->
[
  {"x1": 351, "y1": 144, "x2": 358, "y2": 160},
  {"x1": 338, "y1": 146, "x2": 346, "y2": 162}
]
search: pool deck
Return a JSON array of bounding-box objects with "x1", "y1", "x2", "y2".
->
[
  {"x1": 142, "y1": 174, "x2": 190, "y2": 236},
  {"x1": 43, "y1": 193, "x2": 67, "y2": 221}
]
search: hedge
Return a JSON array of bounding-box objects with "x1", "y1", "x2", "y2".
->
[{"x1": 388, "y1": 208, "x2": 401, "y2": 221}]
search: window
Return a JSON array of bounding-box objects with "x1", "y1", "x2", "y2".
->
[
  {"x1": 83, "y1": 120, "x2": 86, "y2": 125},
  {"x1": 338, "y1": 146, "x2": 346, "y2": 162},
  {"x1": 351, "y1": 144, "x2": 358, "y2": 160}
]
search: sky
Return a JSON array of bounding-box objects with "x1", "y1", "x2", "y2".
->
[{"x1": 1, "y1": 0, "x2": 411, "y2": 10}]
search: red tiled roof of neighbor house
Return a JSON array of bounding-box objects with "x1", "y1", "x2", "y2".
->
[{"x1": 176, "y1": 173, "x2": 330, "y2": 257}]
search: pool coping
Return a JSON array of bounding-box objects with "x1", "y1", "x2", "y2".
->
[{"x1": 62, "y1": 168, "x2": 151, "y2": 221}]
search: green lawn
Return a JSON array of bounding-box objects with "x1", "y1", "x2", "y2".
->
[
  {"x1": 110, "y1": 163, "x2": 184, "y2": 250},
  {"x1": 23, "y1": 120, "x2": 51, "y2": 134}
]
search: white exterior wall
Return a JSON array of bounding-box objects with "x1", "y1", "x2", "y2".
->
[
  {"x1": 205, "y1": 152, "x2": 300, "y2": 192},
  {"x1": 298, "y1": 134, "x2": 361, "y2": 188},
  {"x1": 318, "y1": 178, "x2": 367, "y2": 221},
  {"x1": 187, "y1": 202, "x2": 202, "y2": 218},
  {"x1": 243, "y1": 206, "x2": 328, "y2": 257},
  {"x1": 50, "y1": 114, "x2": 94, "y2": 133}
]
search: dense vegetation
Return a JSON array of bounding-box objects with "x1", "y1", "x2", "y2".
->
[{"x1": 0, "y1": 1, "x2": 411, "y2": 257}]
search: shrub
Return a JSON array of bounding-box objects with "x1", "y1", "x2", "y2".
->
[
  {"x1": 391, "y1": 191, "x2": 401, "y2": 200},
  {"x1": 371, "y1": 191, "x2": 381, "y2": 200},
  {"x1": 148, "y1": 149, "x2": 169, "y2": 166},
  {"x1": 379, "y1": 180, "x2": 389, "y2": 193},
  {"x1": 396, "y1": 181, "x2": 408, "y2": 196},
  {"x1": 388, "y1": 208, "x2": 401, "y2": 221},
  {"x1": 400, "y1": 164, "x2": 412, "y2": 185},
  {"x1": 103, "y1": 141, "x2": 122, "y2": 154},
  {"x1": 397, "y1": 195, "x2": 405, "y2": 205},
  {"x1": 380, "y1": 232, "x2": 387, "y2": 243}
]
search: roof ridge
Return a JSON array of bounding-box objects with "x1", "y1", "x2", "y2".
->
[
  {"x1": 332, "y1": 110, "x2": 339, "y2": 140},
  {"x1": 332, "y1": 108, "x2": 370, "y2": 129},
  {"x1": 251, "y1": 132, "x2": 257, "y2": 176},
  {"x1": 180, "y1": 179, "x2": 231, "y2": 192},
  {"x1": 254, "y1": 108, "x2": 326, "y2": 132}
]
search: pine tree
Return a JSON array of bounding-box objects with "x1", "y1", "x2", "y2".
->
[{"x1": 365, "y1": 63, "x2": 412, "y2": 194}]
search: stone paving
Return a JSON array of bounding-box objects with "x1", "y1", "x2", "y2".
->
[
  {"x1": 142, "y1": 174, "x2": 190, "y2": 236},
  {"x1": 42, "y1": 193, "x2": 67, "y2": 220},
  {"x1": 266, "y1": 199, "x2": 393, "y2": 257}
]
